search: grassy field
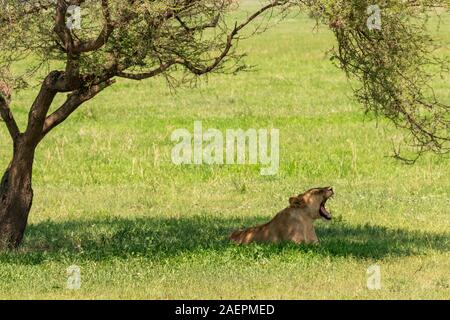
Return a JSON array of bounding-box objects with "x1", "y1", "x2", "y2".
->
[{"x1": 0, "y1": 3, "x2": 449, "y2": 299}]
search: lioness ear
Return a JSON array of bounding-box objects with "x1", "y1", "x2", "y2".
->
[{"x1": 289, "y1": 196, "x2": 305, "y2": 208}]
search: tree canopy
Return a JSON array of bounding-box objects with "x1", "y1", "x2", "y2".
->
[{"x1": 1, "y1": 0, "x2": 449, "y2": 161}]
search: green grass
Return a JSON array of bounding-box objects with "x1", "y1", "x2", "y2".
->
[{"x1": 0, "y1": 3, "x2": 449, "y2": 299}]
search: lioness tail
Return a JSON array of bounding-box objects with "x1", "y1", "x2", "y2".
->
[{"x1": 230, "y1": 226, "x2": 260, "y2": 244}]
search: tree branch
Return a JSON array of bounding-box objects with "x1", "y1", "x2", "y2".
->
[
  {"x1": 54, "y1": 0, "x2": 75, "y2": 54},
  {"x1": 117, "y1": 1, "x2": 287, "y2": 79},
  {"x1": 175, "y1": 14, "x2": 220, "y2": 33},
  {"x1": 0, "y1": 1, "x2": 53, "y2": 25},
  {"x1": 0, "y1": 84, "x2": 20, "y2": 142},
  {"x1": 116, "y1": 61, "x2": 177, "y2": 80},
  {"x1": 52, "y1": 0, "x2": 115, "y2": 91},
  {"x1": 72, "y1": 0, "x2": 115, "y2": 54},
  {"x1": 175, "y1": 1, "x2": 284, "y2": 75},
  {"x1": 24, "y1": 72, "x2": 59, "y2": 144},
  {"x1": 42, "y1": 79, "x2": 115, "y2": 136}
]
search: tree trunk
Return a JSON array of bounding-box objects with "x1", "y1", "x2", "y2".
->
[{"x1": 0, "y1": 140, "x2": 35, "y2": 249}]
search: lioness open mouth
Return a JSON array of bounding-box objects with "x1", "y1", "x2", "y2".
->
[{"x1": 319, "y1": 199, "x2": 332, "y2": 220}]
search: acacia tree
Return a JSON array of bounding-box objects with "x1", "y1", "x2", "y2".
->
[{"x1": 0, "y1": 0, "x2": 449, "y2": 248}]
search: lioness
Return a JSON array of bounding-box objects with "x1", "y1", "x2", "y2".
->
[{"x1": 230, "y1": 187, "x2": 334, "y2": 245}]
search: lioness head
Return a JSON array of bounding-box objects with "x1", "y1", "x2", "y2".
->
[{"x1": 289, "y1": 187, "x2": 334, "y2": 220}]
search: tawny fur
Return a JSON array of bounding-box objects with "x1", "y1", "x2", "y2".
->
[{"x1": 230, "y1": 187, "x2": 334, "y2": 245}]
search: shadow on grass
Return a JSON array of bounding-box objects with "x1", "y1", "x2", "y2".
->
[{"x1": 1, "y1": 215, "x2": 449, "y2": 265}]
